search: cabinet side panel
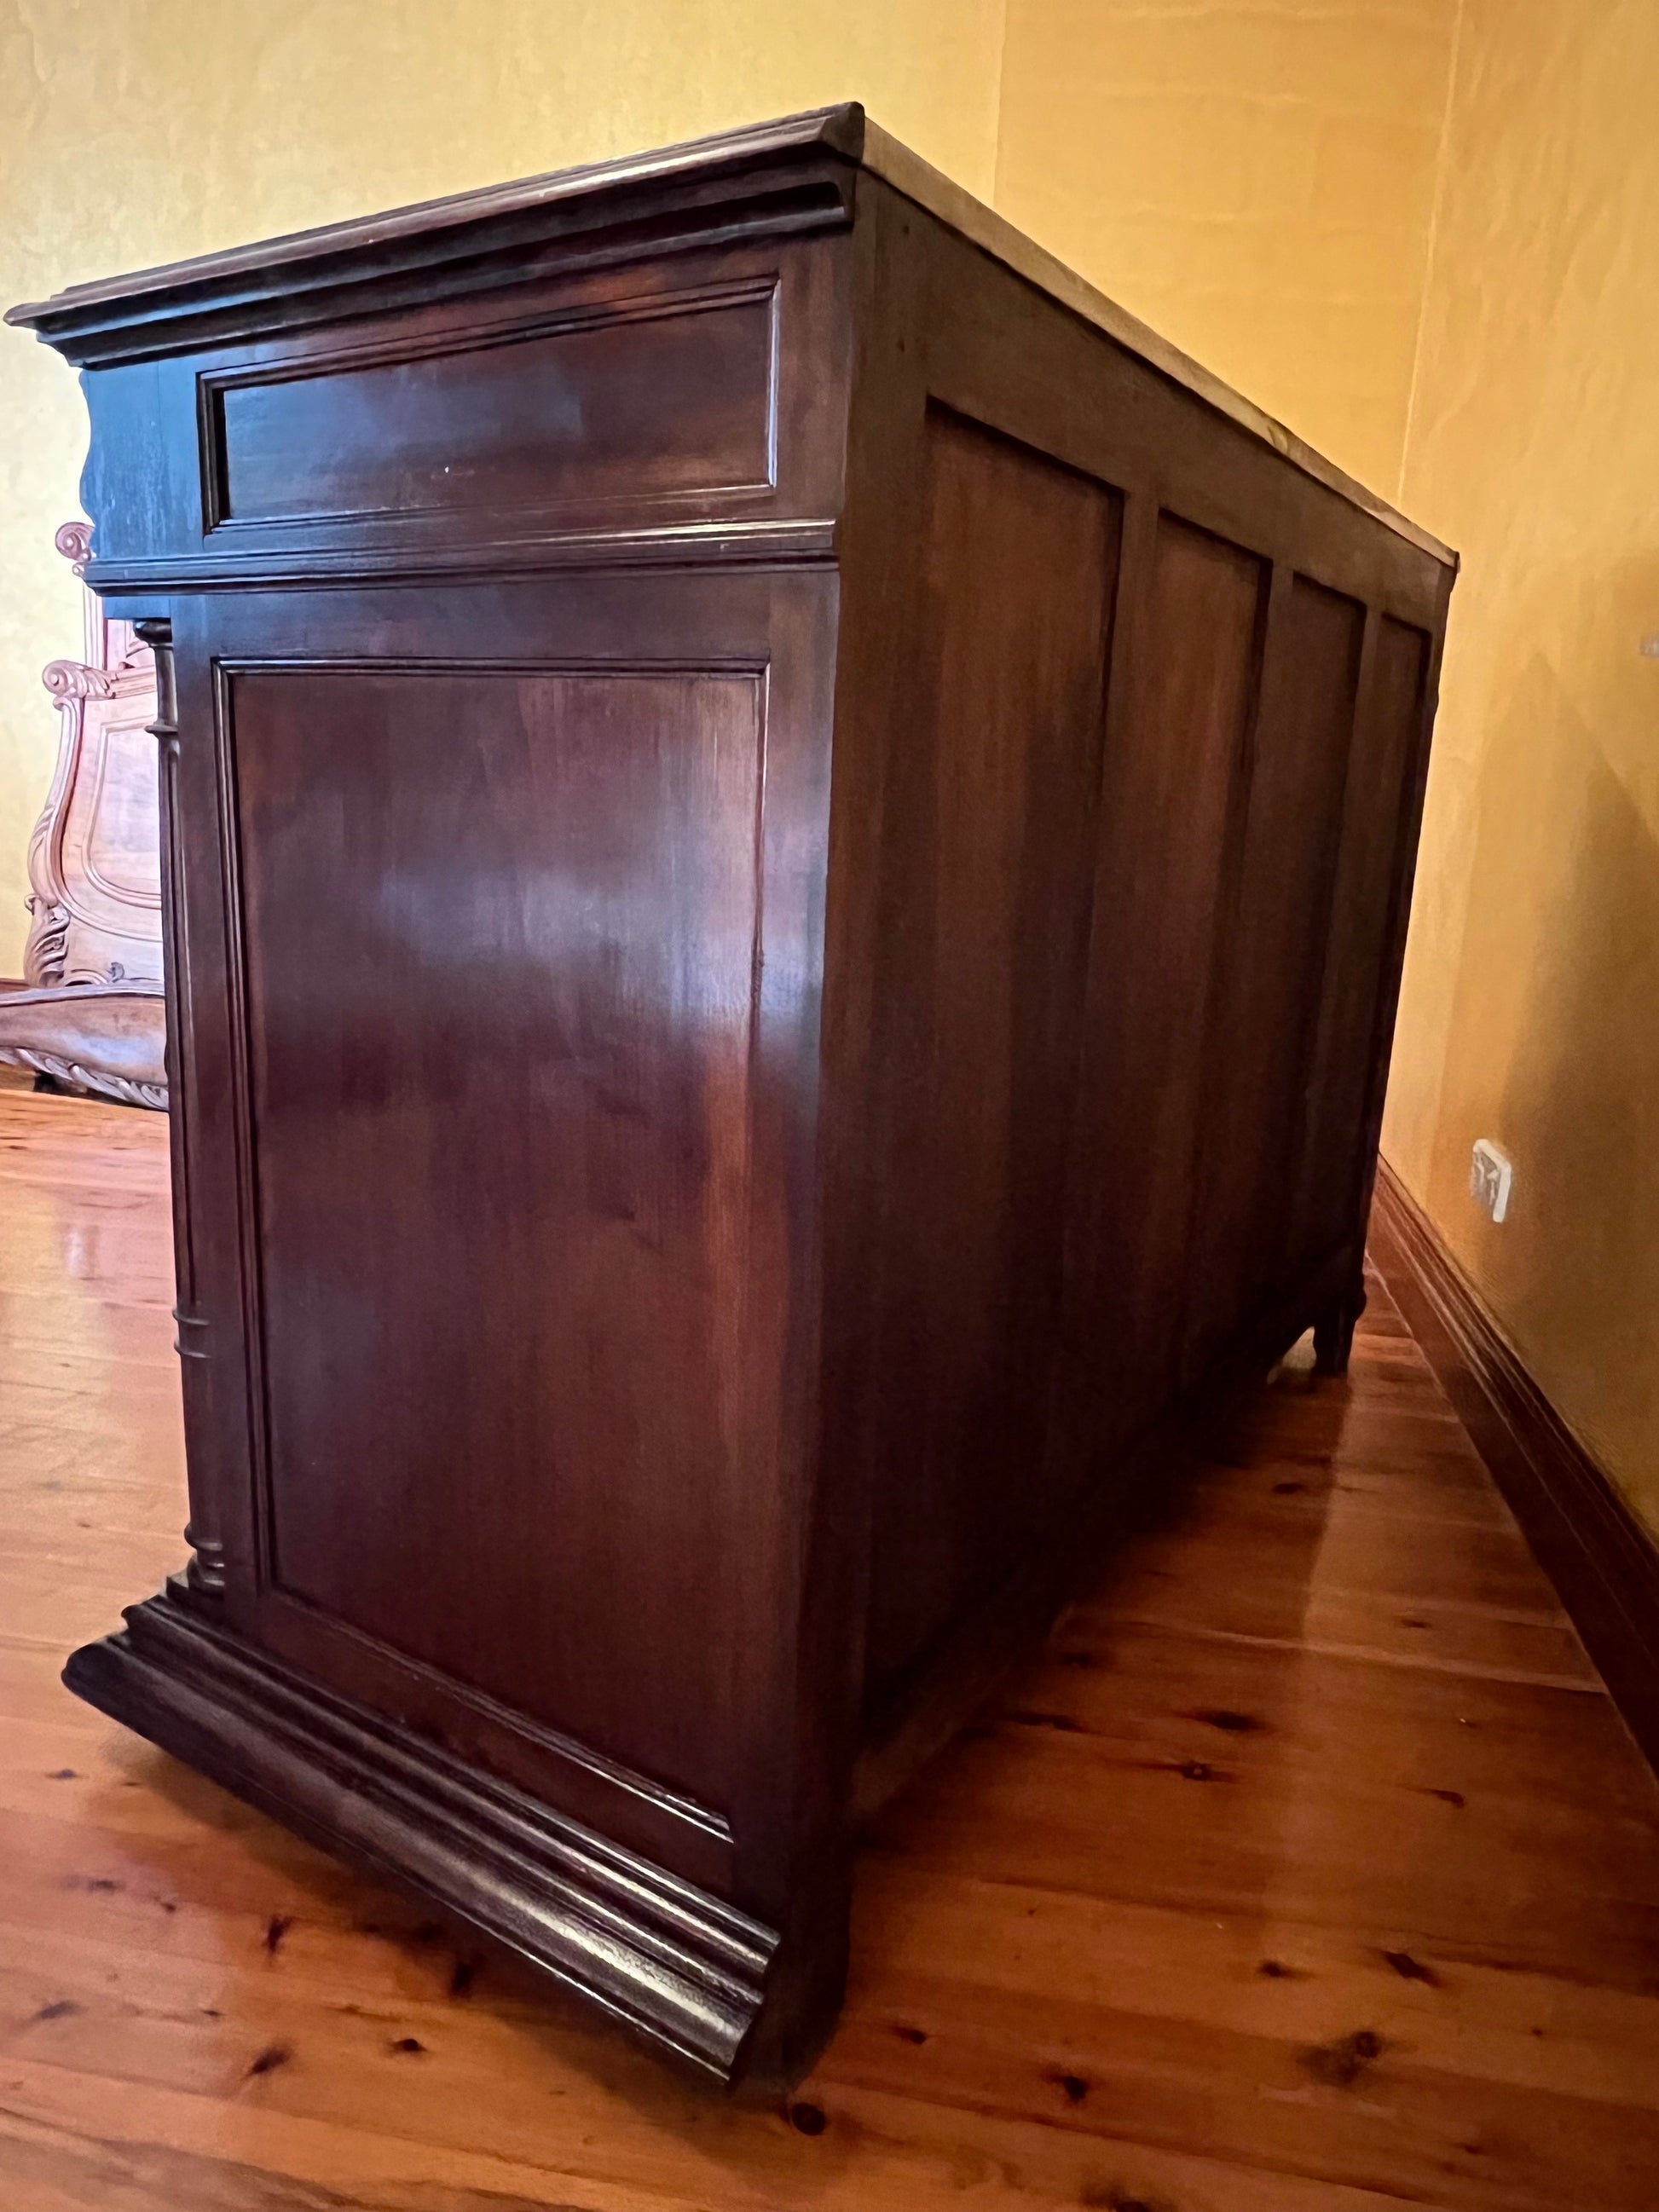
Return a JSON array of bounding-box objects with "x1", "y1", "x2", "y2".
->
[
  {"x1": 228, "y1": 665, "x2": 766, "y2": 1810},
  {"x1": 1069, "y1": 516, "x2": 1267, "y2": 1450},
  {"x1": 1183, "y1": 575, "x2": 1366, "y2": 1369},
  {"x1": 1291, "y1": 615, "x2": 1432, "y2": 1267},
  {"x1": 865, "y1": 408, "x2": 1120, "y2": 1695}
]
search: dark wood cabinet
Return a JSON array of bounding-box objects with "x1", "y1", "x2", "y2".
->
[{"x1": 9, "y1": 103, "x2": 1454, "y2": 2089}]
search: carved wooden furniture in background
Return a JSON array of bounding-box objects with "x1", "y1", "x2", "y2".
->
[
  {"x1": 9, "y1": 104, "x2": 1455, "y2": 2088},
  {"x1": 0, "y1": 520, "x2": 165, "y2": 1106}
]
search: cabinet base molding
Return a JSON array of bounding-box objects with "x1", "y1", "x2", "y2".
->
[
  {"x1": 63, "y1": 1585, "x2": 780, "y2": 2087},
  {"x1": 1369, "y1": 1158, "x2": 1659, "y2": 1777}
]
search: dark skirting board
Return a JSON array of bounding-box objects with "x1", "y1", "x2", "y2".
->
[{"x1": 1370, "y1": 1158, "x2": 1659, "y2": 1779}]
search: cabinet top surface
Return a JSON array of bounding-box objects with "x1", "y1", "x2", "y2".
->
[{"x1": 7, "y1": 101, "x2": 1454, "y2": 569}]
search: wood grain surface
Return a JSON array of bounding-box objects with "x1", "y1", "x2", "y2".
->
[{"x1": 5, "y1": 1085, "x2": 1659, "y2": 2209}]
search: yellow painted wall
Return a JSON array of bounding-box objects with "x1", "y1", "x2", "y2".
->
[
  {"x1": 1383, "y1": 0, "x2": 1659, "y2": 1522},
  {"x1": 992, "y1": 0, "x2": 1460, "y2": 497},
  {"x1": 0, "y1": 0, "x2": 1009, "y2": 973}
]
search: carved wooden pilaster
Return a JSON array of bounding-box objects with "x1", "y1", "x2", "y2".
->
[{"x1": 140, "y1": 617, "x2": 223, "y2": 1603}]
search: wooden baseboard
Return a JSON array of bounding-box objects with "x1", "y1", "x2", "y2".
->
[{"x1": 1368, "y1": 1157, "x2": 1659, "y2": 1776}]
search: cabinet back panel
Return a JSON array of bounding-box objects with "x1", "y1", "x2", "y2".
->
[
  {"x1": 227, "y1": 665, "x2": 766, "y2": 1808},
  {"x1": 1184, "y1": 575, "x2": 1366, "y2": 1368},
  {"x1": 1067, "y1": 515, "x2": 1267, "y2": 1451},
  {"x1": 1292, "y1": 615, "x2": 1431, "y2": 1264},
  {"x1": 865, "y1": 409, "x2": 1120, "y2": 1694}
]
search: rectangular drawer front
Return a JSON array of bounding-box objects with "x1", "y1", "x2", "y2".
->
[{"x1": 207, "y1": 280, "x2": 777, "y2": 529}]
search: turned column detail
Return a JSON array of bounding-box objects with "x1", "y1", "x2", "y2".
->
[{"x1": 138, "y1": 617, "x2": 223, "y2": 1603}]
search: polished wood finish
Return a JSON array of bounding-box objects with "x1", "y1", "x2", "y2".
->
[
  {"x1": 0, "y1": 523, "x2": 165, "y2": 1108},
  {"x1": 1371, "y1": 1156, "x2": 1659, "y2": 1779},
  {"x1": 863, "y1": 408, "x2": 1121, "y2": 1690},
  {"x1": 9, "y1": 1091, "x2": 1659, "y2": 2209},
  {"x1": 9, "y1": 105, "x2": 1456, "y2": 2083},
  {"x1": 210, "y1": 278, "x2": 779, "y2": 527}
]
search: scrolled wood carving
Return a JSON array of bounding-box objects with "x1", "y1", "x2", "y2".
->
[
  {"x1": 3, "y1": 1048, "x2": 167, "y2": 1112},
  {"x1": 41, "y1": 656, "x2": 117, "y2": 702},
  {"x1": 54, "y1": 518, "x2": 94, "y2": 573}
]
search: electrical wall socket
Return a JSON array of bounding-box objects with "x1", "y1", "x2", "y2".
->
[{"x1": 1471, "y1": 1138, "x2": 1513, "y2": 1223}]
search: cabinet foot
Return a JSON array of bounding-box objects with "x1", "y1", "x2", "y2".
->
[{"x1": 1313, "y1": 1279, "x2": 1367, "y2": 1376}]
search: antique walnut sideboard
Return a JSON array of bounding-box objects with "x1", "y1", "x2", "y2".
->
[{"x1": 9, "y1": 104, "x2": 1456, "y2": 2088}]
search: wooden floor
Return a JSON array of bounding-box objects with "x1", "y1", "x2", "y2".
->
[{"x1": 4, "y1": 1083, "x2": 1659, "y2": 2211}]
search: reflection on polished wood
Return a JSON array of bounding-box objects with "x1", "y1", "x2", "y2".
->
[{"x1": 5, "y1": 1083, "x2": 1659, "y2": 2209}]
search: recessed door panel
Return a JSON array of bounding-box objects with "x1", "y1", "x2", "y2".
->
[
  {"x1": 1185, "y1": 575, "x2": 1366, "y2": 1366},
  {"x1": 1291, "y1": 615, "x2": 1431, "y2": 1265},
  {"x1": 1071, "y1": 513, "x2": 1267, "y2": 1447},
  {"x1": 225, "y1": 662, "x2": 768, "y2": 1808}
]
